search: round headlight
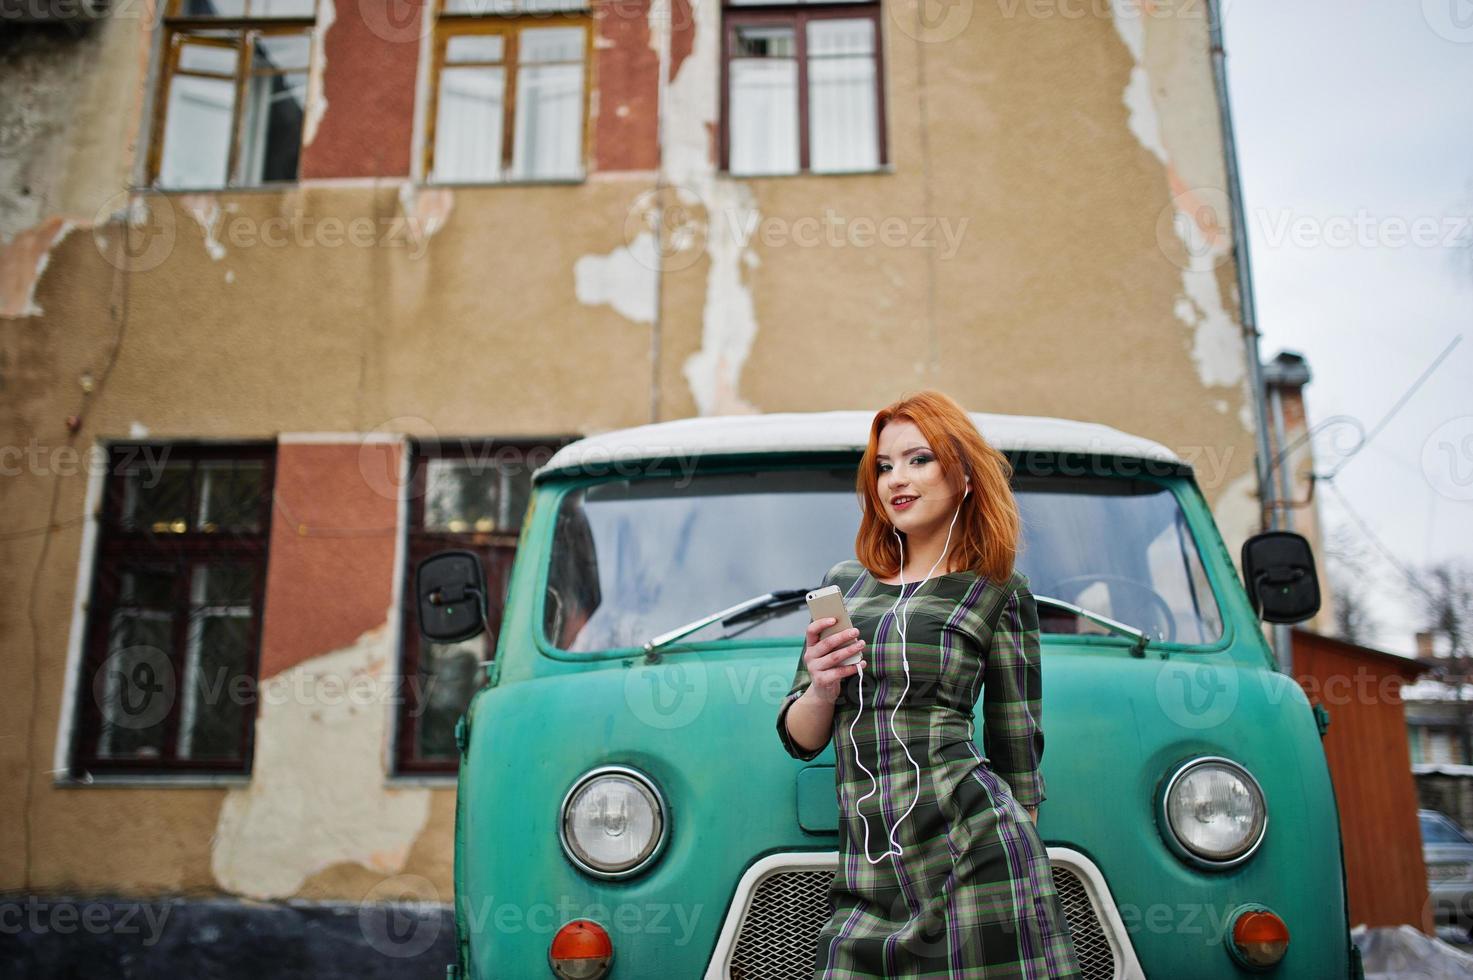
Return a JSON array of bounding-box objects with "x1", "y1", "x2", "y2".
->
[
  {"x1": 1161, "y1": 757, "x2": 1267, "y2": 867},
  {"x1": 560, "y1": 766, "x2": 667, "y2": 879}
]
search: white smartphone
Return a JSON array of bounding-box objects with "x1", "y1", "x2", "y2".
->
[{"x1": 806, "y1": 585, "x2": 862, "y2": 666}]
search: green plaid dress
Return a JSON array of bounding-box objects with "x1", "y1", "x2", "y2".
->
[{"x1": 777, "y1": 559, "x2": 1082, "y2": 979}]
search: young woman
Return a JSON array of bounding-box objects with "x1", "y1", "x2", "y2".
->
[{"x1": 776, "y1": 390, "x2": 1082, "y2": 979}]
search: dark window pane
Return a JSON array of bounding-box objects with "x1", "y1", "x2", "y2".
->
[
  {"x1": 425, "y1": 458, "x2": 503, "y2": 532},
  {"x1": 121, "y1": 462, "x2": 193, "y2": 532},
  {"x1": 179, "y1": 563, "x2": 255, "y2": 760},
  {"x1": 95, "y1": 612, "x2": 176, "y2": 760},
  {"x1": 198, "y1": 460, "x2": 267, "y2": 531},
  {"x1": 117, "y1": 564, "x2": 178, "y2": 607}
]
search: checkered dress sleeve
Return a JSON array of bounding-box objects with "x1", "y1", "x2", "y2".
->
[
  {"x1": 983, "y1": 575, "x2": 1047, "y2": 807},
  {"x1": 775, "y1": 560, "x2": 845, "y2": 761}
]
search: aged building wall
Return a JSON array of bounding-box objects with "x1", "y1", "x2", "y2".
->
[{"x1": 1, "y1": 0, "x2": 1269, "y2": 911}]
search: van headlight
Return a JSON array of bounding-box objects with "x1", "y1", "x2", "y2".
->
[
  {"x1": 1159, "y1": 756, "x2": 1267, "y2": 868},
  {"x1": 560, "y1": 766, "x2": 668, "y2": 879}
]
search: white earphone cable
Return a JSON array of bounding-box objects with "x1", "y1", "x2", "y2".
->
[{"x1": 849, "y1": 488, "x2": 967, "y2": 864}]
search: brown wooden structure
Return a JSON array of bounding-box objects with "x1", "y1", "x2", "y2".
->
[{"x1": 1290, "y1": 627, "x2": 1433, "y2": 932}]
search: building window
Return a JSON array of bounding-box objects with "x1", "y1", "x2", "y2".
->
[
  {"x1": 396, "y1": 438, "x2": 570, "y2": 771},
  {"x1": 71, "y1": 445, "x2": 275, "y2": 777},
  {"x1": 149, "y1": 0, "x2": 316, "y2": 189},
  {"x1": 721, "y1": 2, "x2": 886, "y2": 176},
  {"x1": 427, "y1": 0, "x2": 592, "y2": 183}
]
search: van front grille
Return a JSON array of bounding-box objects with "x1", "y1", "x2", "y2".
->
[
  {"x1": 728, "y1": 869, "x2": 834, "y2": 980},
  {"x1": 724, "y1": 861, "x2": 1122, "y2": 980},
  {"x1": 1051, "y1": 864, "x2": 1116, "y2": 979}
]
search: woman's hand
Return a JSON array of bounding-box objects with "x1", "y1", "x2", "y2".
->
[
  {"x1": 803, "y1": 617, "x2": 866, "y2": 705},
  {"x1": 1024, "y1": 805, "x2": 1038, "y2": 825}
]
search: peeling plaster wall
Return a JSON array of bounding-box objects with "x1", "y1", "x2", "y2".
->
[
  {"x1": 0, "y1": 17, "x2": 145, "y2": 241},
  {"x1": 0, "y1": 216, "x2": 73, "y2": 318},
  {"x1": 1108, "y1": 8, "x2": 1242, "y2": 394},
  {"x1": 213, "y1": 624, "x2": 431, "y2": 900},
  {"x1": 1, "y1": 0, "x2": 1280, "y2": 906},
  {"x1": 574, "y1": 232, "x2": 658, "y2": 323},
  {"x1": 302, "y1": 0, "x2": 338, "y2": 149},
  {"x1": 661, "y1": 0, "x2": 761, "y2": 417}
]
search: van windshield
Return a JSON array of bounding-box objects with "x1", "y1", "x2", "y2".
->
[{"x1": 542, "y1": 468, "x2": 1223, "y2": 652}]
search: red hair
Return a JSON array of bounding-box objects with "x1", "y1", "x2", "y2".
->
[{"x1": 855, "y1": 389, "x2": 1021, "y2": 585}]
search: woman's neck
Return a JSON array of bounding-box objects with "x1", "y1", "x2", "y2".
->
[{"x1": 880, "y1": 551, "x2": 965, "y2": 584}]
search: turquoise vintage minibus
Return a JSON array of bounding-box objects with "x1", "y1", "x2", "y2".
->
[{"x1": 416, "y1": 410, "x2": 1361, "y2": 979}]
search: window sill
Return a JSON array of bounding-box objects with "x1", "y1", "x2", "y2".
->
[
  {"x1": 54, "y1": 772, "x2": 252, "y2": 789},
  {"x1": 719, "y1": 166, "x2": 896, "y2": 181},
  {"x1": 423, "y1": 176, "x2": 586, "y2": 188},
  {"x1": 139, "y1": 175, "x2": 598, "y2": 195},
  {"x1": 141, "y1": 182, "x2": 303, "y2": 195},
  {"x1": 385, "y1": 772, "x2": 459, "y2": 788}
]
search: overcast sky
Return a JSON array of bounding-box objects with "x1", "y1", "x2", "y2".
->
[{"x1": 1221, "y1": 1, "x2": 1472, "y2": 657}]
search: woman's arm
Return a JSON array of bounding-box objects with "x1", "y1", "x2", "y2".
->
[
  {"x1": 778, "y1": 687, "x2": 839, "y2": 761},
  {"x1": 776, "y1": 561, "x2": 846, "y2": 760},
  {"x1": 983, "y1": 577, "x2": 1047, "y2": 810}
]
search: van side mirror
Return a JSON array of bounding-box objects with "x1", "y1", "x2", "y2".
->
[
  {"x1": 1241, "y1": 531, "x2": 1320, "y2": 624},
  {"x1": 416, "y1": 550, "x2": 488, "y2": 643}
]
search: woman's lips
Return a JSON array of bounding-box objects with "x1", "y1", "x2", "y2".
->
[{"x1": 892, "y1": 496, "x2": 917, "y2": 511}]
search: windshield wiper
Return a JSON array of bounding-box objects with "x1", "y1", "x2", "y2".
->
[
  {"x1": 642, "y1": 589, "x2": 809, "y2": 663},
  {"x1": 1035, "y1": 594, "x2": 1152, "y2": 658}
]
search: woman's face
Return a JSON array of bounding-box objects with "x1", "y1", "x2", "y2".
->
[{"x1": 876, "y1": 420, "x2": 966, "y2": 535}]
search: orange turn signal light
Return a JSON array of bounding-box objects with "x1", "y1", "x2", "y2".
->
[
  {"x1": 549, "y1": 919, "x2": 614, "y2": 979},
  {"x1": 1231, "y1": 908, "x2": 1290, "y2": 967}
]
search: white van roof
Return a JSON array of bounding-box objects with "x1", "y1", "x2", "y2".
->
[{"x1": 533, "y1": 410, "x2": 1188, "y2": 483}]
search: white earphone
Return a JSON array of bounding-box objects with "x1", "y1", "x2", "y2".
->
[{"x1": 850, "y1": 478, "x2": 969, "y2": 864}]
